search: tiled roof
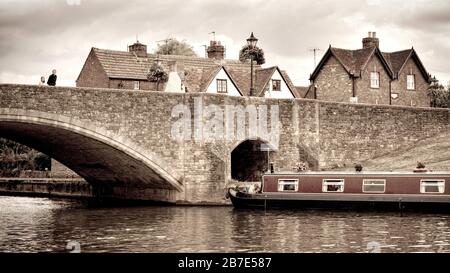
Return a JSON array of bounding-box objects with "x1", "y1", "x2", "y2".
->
[
  {"x1": 91, "y1": 47, "x2": 299, "y2": 95},
  {"x1": 311, "y1": 46, "x2": 393, "y2": 80},
  {"x1": 382, "y1": 49, "x2": 413, "y2": 76},
  {"x1": 251, "y1": 67, "x2": 297, "y2": 97},
  {"x1": 254, "y1": 67, "x2": 277, "y2": 96},
  {"x1": 198, "y1": 66, "x2": 222, "y2": 93},
  {"x1": 294, "y1": 86, "x2": 310, "y2": 98},
  {"x1": 225, "y1": 66, "x2": 255, "y2": 96},
  {"x1": 93, "y1": 48, "x2": 150, "y2": 80},
  {"x1": 279, "y1": 70, "x2": 298, "y2": 98},
  {"x1": 330, "y1": 46, "x2": 382, "y2": 76},
  {"x1": 226, "y1": 66, "x2": 297, "y2": 97},
  {"x1": 329, "y1": 47, "x2": 356, "y2": 73},
  {"x1": 311, "y1": 45, "x2": 429, "y2": 82},
  {"x1": 92, "y1": 47, "x2": 252, "y2": 93}
]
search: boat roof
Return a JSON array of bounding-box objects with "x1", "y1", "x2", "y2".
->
[{"x1": 265, "y1": 170, "x2": 450, "y2": 176}]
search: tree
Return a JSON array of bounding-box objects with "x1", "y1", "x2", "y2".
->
[
  {"x1": 154, "y1": 39, "x2": 198, "y2": 57},
  {"x1": 147, "y1": 62, "x2": 169, "y2": 91},
  {"x1": 0, "y1": 138, "x2": 50, "y2": 177},
  {"x1": 428, "y1": 76, "x2": 450, "y2": 108},
  {"x1": 239, "y1": 45, "x2": 266, "y2": 65}
]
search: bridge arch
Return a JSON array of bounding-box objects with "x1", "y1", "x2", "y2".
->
[
  {"x1": 0, "y1": 109, "x2": 183, "y2": 191},
  {"x1": 230, "y1": 138, "x2": 277, "y2": 182}
]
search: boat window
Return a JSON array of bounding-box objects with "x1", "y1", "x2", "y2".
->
[
  {"x1": 322, "y1": 179, "x2": 344, "y2": 192},
  {"x1": 420, "y1": 180, "x2": 445, "y2": 194},
  {"x1": 363, "y1": 179, "x2": 386, "y2": 193},
  {"x1": 278, "y1": 179, "x2": 299, "y2": 192}
]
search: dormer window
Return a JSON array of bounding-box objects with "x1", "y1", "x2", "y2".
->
[
  {"x1": 370, "y1": 72, "x2": 380, "y2": 89},
  {"x1": 217, "y1": 79, "x2": 227, "y2": 93},
  {"x1": 407, "y1": 74, "x2": 415, "y2": 90},
  {"x1": 272, "y1": 80, "x2": 281, "y2": 91}
]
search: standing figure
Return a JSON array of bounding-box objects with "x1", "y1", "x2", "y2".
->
[
  {"x1": 38, "y1": 76, "x2": 46, "y2": 86},
  {"x1": 47, "y1": 69, "x2": 57, "y2": 86}
]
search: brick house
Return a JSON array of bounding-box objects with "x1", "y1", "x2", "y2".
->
[
  {"x1": 305, "y1": 32, "x2": 431, "y2": 107},
  {"x1": 76, "y1": 40, "x2": 298, "y2": 98}
]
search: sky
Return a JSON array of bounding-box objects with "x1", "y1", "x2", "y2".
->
[{"x1": 0, "y1": 0, "x2": 449, "y2": 87}]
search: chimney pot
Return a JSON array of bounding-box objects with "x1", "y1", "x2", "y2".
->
[
  {"x1": 207, "y1": 40, "x2": 225, "y2": 60},
  {"x1": 362, "y1": 31, "x2": 379, "y2": 49},
  {"x1": 128, "y1": 41, "x2": 147, "y2": 57}
]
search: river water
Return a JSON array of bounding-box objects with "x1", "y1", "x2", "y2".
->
[{"x1": 1, "y1": 196, "x2": 450, "y2": 253}]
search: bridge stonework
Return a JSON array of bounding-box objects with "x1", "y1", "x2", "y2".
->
[{"x1": 0, "y1": 84, "x2": 449, "y2": 204}]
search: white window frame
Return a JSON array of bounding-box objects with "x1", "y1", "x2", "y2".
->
[
  {"x1": 272, "y1": 79, "x2": 281, "y2": 91},
  {"x1": 407, "y1": 74, "x2": 415, "y2": 90},
  {"x1": 420, "y1": 180, "x2": 445, "y2": 194},
  {"x1": 362, "y1": 179, "x2": 386, "y2": 193},
  {"x1": 322, "y1": 179, "x2": 344, "y2": 193},
  {"x1": 216, "y1": 79, "x2": 227, "y2": 93},
  {"x1": 134, "y1": 81, "x2": 140, "y2": 90},
  {"x1": 278, "y1": 179, "x2": 299, "y2": 192},
  {"x1": 370, "y1": 72, "x2": 380, "y2": 89}
]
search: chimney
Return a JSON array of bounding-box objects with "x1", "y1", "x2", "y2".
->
[
  {"x1": 206, "y1": 40, "x2": 225, "y2": 60},
  {"x1": 128, "y1": 41, "x2": 147, "y2": 57},
  {"x1": 362, "y1": 31, "x2": 379, "y2": 49}
]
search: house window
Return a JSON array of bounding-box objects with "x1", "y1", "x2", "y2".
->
[
  {"x1": 420, "y1": 180, "x2": 445, "y2": 194},
  {"x1": 272, "y1": 80, "x2": 281, "y2": 91},
  {"x1": 370, "y1": 72, "x2": 380, "y2": 88},
  {"x1": 322, "y1": 179, "x2": 344, "y2": 192},
  {"x1": 217, "y1": 79, "x2": 227, "y2": 93},
  {"x1": 278, "y1": 179, "x2": 299, "y2": 192},
  {"x1": 363, "y1": 179, "x2": 386, "y2": 193},
  {"x1": 407, "y1": 74, "x2": 415, "y2": 90},
  {"x1": 134, "y1": 81, "x2": 140, "y2": 90}
]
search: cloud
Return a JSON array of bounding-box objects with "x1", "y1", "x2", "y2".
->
[{"x1": 0, "y1": 0, "x2": 449, "y2": 87}]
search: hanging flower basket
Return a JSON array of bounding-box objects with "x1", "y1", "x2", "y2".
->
[{"x1": 239, "y1": 45, "x2": 265, "y2": 65}]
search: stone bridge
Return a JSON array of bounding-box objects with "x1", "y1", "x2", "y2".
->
[{"x1": 0, "y1": 84, "x2": 449, "y2": 204}]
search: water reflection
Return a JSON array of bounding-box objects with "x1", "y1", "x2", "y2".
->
[{"x1": 1, "y1": 196, "x2": 450, "y2": 253}]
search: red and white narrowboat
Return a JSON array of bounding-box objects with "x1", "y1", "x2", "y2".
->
[{"x1": 228, "y1": 170, "x2": 450, "y2": 211}]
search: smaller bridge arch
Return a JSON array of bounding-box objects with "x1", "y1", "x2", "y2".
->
[
  {"x1": 0, "y1": 109, "x2": 183, "y2": 193},
  {"x1": 230, "y1": 138, "x2": 277, "y2": 182}
]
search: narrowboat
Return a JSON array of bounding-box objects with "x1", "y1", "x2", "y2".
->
[{"x1": 228, "y1": 170, "x2": 450, "y2": 211}]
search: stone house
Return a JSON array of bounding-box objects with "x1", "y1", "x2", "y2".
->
[
  {"x1": 305, "y1": 32, "x2": 431, "y2": 107},
  {"x1": 76, "y1": 40, "x2": 299, "y2": 98}
]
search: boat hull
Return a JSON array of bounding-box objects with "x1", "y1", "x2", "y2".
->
[{"x1": 228, "y1": 189, "x2": 450, "y2": 212}]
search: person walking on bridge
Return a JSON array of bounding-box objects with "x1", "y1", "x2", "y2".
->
[
  {"x1": 47, "y1": 69, "x2": 57, "y2": 86},
  {"x1": 38, "y1": 76, "x2": 46, "y2": 86}
]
